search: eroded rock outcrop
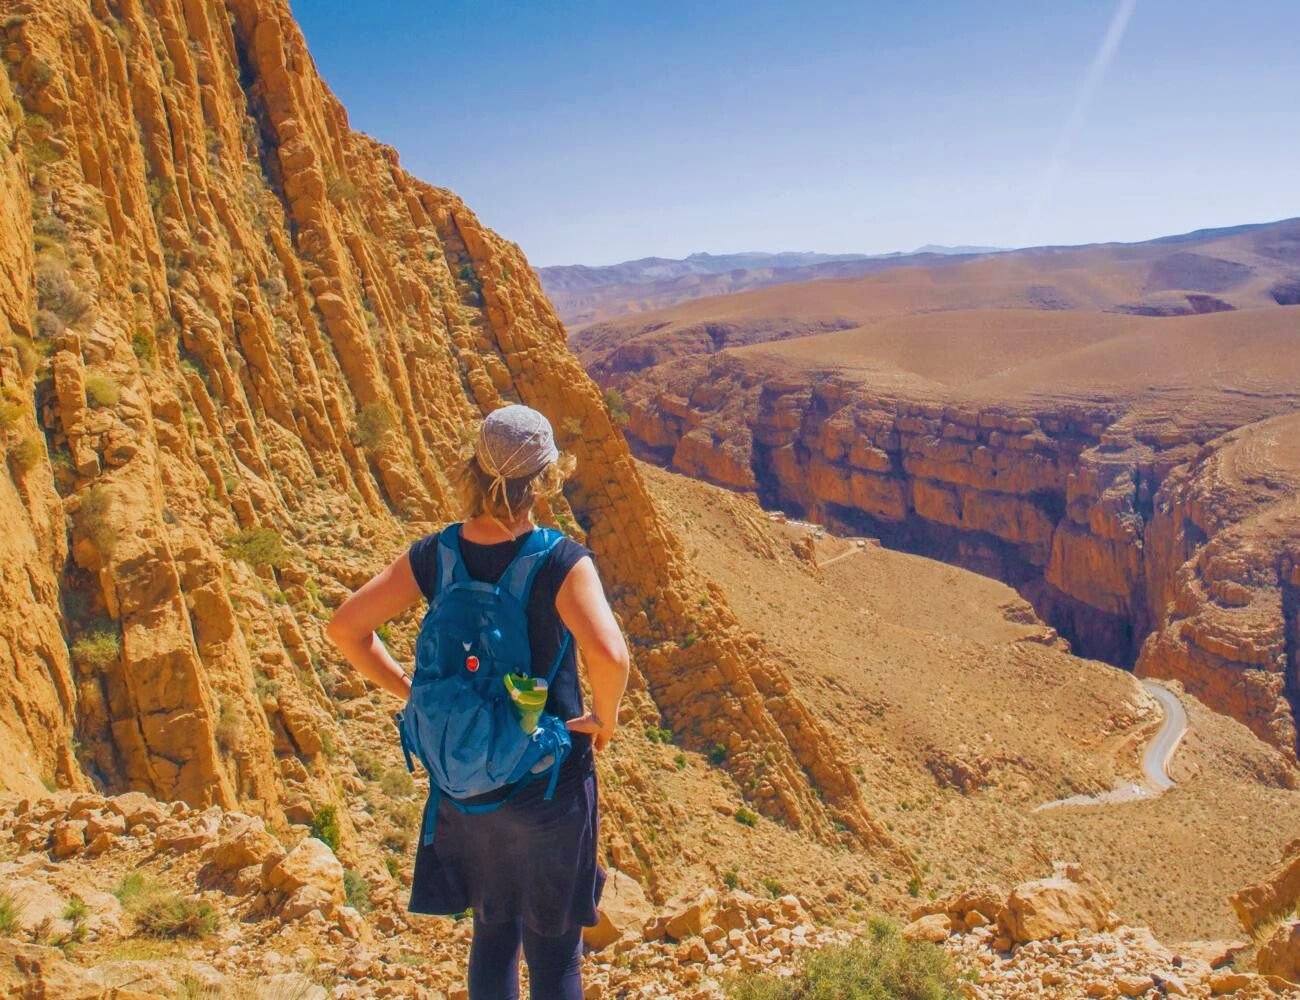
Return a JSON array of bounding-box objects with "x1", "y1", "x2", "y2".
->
[{"x1": 0, "y1": 0, "x2": 886, "y2": 864}]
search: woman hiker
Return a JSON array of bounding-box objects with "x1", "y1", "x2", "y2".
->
[{"x1": 327, "y1": 404, "x2": 631, "y2": 999}]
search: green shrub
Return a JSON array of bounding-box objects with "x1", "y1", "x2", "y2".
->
[
  {"x1": 644, "y1": 725, "x2": 673, "y2": 745},
  {"x1": 71, "y1": 629, "x2": 120, "y2": 670},
  {"x1": 310, "y1": 806, "x2": 341, "y2": 852},
  {"x1": 726, "y1": 918, "x2": 961, "y2": 1000},
  {"x1": 674, "y1": 753, "x2": 687, "y2": 770},
  {"x1": 134, "y1": 894, "x2": 218, "y2": 939},
  {"x1": 709, "y1": 743, "x2": 729, "y2": 765},
  {"x1": 343, "y1": 869, "x2": 372, "y2": 914},
  {"x1": 0, "y1": 399, "x2": 22, "y2": 429},
  {"x1": 113, "y1": 872, "x2": 150, "y2": 908},
  {"x1": 380, "y1": 767, "x2": 415, "y2": 798},
  {"x1": 63, "y1": 896, "x2": 89, "y2": 923},
  {"x1": 85, "y1": 374, "x2": 120, "y2": 408},
  {"x1": 383, "y1": 855, "x2": 401, "y2": 879},
  {"x1": 0, "y1": 890, "x2": 18, "y2": 934},
  {"x1": 130, "y1": 331, "x2": 154, "y2": 365},
  {"x1": 355, "y1": 402, "x2": 393, "y2": 449},
  {"x1": 761, "y1": 877, "x2": 783, "y2": 899},
  {"x1": 602, "y1": 387, "x2": 630, "y2": 427},
  {"x1": 907, "y1": 874, "x2": 922, "y2": 899},
  {"x1": 458, "y1": 263, "x2": 475, "y2": 282},
  {"x1": 734, "y1": 807, "x2": 758, "y2": 828},
  {"x1": 722, "y1": 870, "x2": 739, "y2": 890},
  {"x1": 223, "y1": 526, "x2": 287, "y2": 568}
]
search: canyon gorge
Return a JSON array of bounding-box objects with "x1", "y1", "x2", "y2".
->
[{"x1": 577, "y1": 225, "x2": 1300, "y2": 759}]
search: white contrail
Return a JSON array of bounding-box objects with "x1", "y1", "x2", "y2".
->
[{"x1": 1019, "y1": 0, "x2": 1138, "y2": 246}]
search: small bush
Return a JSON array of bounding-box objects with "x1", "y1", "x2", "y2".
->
[
  {"x1": 131, "y1": 331, "x2": 154, "y2": 365},
  {"x1": 214, "y1": 696, "x2": 242, "y2": 756},
  {"x1": 353, "y1": 749, "x2": 383, "y2": 781},
  {"x1": 602, "y1": 387, "x2": 630, "y2": 427},
  {"x1": 722, "y1": 870, "x2": 739, "y2": 890},
  {"x1": 63, "y1": 896, "x2": 89, "y2": 923},
  {"x1": 734, "y1": 807, "x2": 758, "y2": 828},
  {"x1": 223, "y1": 526, "x2": 287, "y2": 569},
  {"x1": 114, "y1": 872, "x2": 150, "y2": 907},
  {"x1": 9, "y1": 431, "x2": 43, "y2": 473},
  {"x1": 35, "y1": 261, "x2": 92, "y2": 325},
  {"x1": 674, "y1": 753, "x2": 687, "y2": 770},
  {"x1": 85, "y1": 374, "x2": 120, "y2": 408},
  {"x1": 709, "y1": 743, "x2": 729, "y2": 765},
  {"x1": 78, "y1": 485, "x2": 117, "y2": 554},
  {"x1": 33, "y1": 309, "x2": 64, "y2": 341},
  {"x1": 380, "y1": 767, "x2": 415, "y2": 798},
  {"x1": 134, "y1": 894, "x2": 218, "y2": 939},
  {"x1": 343, "y1": 869, "x2": 372, "y2": 914},
  {"x1": 761, "y1": 877, "x2": 783, "y2": 899},
  {"x1": 725, "y1": 918, "x2": 961, "y2": 1000},
  {"x1": 71, "y1": 629, "x2": 120, "y2": 670},
  {"x1": 0, "y1": 399, "x2": 22, "y2": 429},
  {"x1": 355, "y1": 402, "x2": 393, "y2": 449},
  {"x1": 907, "y1": 874, "x2": 922, "y2": 899},
  {"x1": 457, "y1": 263, "x2": 475, "y2": 283},
  {"x1": 644, "y1": 725, "x2": 673, "y2": 745},
  {"x1": 383, "y1": 855, "x2": 401, "y2": 879},
  {"x1": 310, "y1": 805, "x2": 341, "y2": 853},
  {"x1": 0, "y1": 890, "x2": 18, "y2": 934},
  {"x1": 12, "y1": 337, "x2": 39, "y2": 376},
  {"x1": 328, "y1": 176, "x2": 358, "y2": 202}
]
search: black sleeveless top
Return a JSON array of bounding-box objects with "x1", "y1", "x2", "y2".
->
[{"x1": 406, "y1": 526, "x2": 595, "y2": 782}]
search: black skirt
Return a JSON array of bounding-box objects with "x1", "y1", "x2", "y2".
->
[{"x1": 408, "y1": 761, "x2": 605, "y2": 936}]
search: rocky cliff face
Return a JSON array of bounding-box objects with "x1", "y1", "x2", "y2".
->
[
  {"x1": 0, "y1": 0, "x2": 886, "y2": 865},
  {"x1": 616, "y1": 350, "x2": 1300, "y2": 757}
]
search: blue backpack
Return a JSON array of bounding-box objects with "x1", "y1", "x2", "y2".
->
[{"x1": 396, "y1": 524, "x2": 572, "y2": 846}]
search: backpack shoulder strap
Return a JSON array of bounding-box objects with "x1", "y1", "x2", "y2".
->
[
  {"x1": 497, "y1": 528, "x2": 564, "y2": 606},
  {"x1": 434, "y1": 523, "x2": 470, "y2": 599}
]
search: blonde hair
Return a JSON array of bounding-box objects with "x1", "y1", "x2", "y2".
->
[{"x1": 455, "y1": 448, "x2": 576, "y2": 523}]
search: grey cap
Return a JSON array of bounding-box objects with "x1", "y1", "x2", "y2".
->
[{"x1": 475, "y1": 404, "x2": 559, "y2": 482}]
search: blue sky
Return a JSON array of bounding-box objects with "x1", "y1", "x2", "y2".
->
[{"x1": 291, "y1": 1, "x2": 1299, "y2": 267}]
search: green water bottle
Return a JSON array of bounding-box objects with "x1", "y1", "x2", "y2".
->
[{"x1": 504, "y1": 674, "x2": 549, "y2": 733}]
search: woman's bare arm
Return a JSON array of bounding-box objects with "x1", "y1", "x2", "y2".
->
[
  {"x1": 556, "y1": 556, "x2": 630, "y2": 751},
  {"x1": 325, "y1": 552, "x2": 424, "y2": 701}
]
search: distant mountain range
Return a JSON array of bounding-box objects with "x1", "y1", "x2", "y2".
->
[{"x1": 538, "y1": 245, "x2": 1010, "y2": 328}]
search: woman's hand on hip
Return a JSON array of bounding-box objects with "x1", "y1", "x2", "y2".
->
[{"x1": 566, "y1": 712, "x2": 615, "y2": 752}]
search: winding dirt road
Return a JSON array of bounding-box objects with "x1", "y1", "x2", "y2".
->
[{"x1": 1035, "y1": 680, "x2": 1187, "y2": 811}]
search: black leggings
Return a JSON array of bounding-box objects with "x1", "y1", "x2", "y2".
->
[{"x1": 468, "y1": 915, "x2": 583, "y2": 1000}]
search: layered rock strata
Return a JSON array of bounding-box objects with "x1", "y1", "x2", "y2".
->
[{"x1": 617, "y1": 352, "x2": 1300, "y2": 756}]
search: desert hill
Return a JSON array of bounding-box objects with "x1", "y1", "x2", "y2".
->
[
  {"x1": 548, "y1": 217, "x2": 1300, "y2": 331},
  {"x1": 580, "y1": 220, "x2": 1300, "y2": 762}
]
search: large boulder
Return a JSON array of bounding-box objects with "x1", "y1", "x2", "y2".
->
[
  {"x1": 265, "y1": 837, "x2": 345, "y2": 904},
  {"x1": 1257, "y1": 920, "x2": 1300, "y2": 984},
  {"x1": 207, "y1": 814, "x2": 282, "y2": 872},
  {"x1": 583, "y1": 870, "x2": 654, "y2": 952},
  {"x1": 997, "y1": 867, "x2": 1116, "y2": 944},
  {"x1": 664, "y1": 888, "x2": 718, "y2": 942}
]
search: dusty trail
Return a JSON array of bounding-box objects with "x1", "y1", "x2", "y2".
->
[{"x1": 1036, "y1": 680, "x2": 1187, "y2": 811}]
